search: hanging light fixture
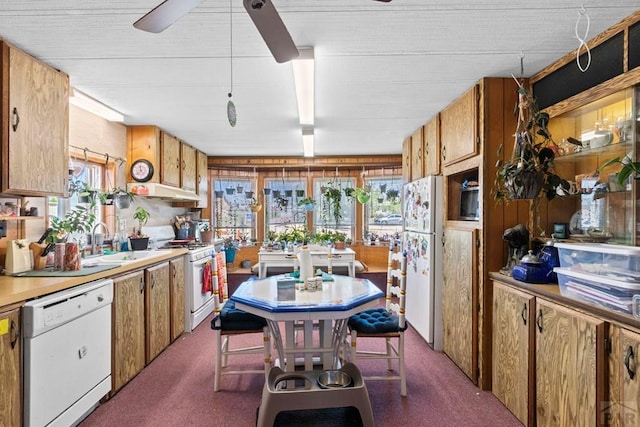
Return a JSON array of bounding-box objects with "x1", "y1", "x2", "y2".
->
[{"x1": 227, "y1": 0, "x2": 237, "y2": 127}]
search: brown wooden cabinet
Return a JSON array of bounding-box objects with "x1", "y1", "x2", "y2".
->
[
  {"x1": 402, "y1": 136, "x2": 411, "y2": 183},
  {"x1": 0, "y1": 305, "x2": 20, "y2": 427},
  {"x1": 2, "y1": 42, "x2": 69, "y2": 196},
  {"x1": 112, "y1": 270, "x2": 146, "y2": 394},
  {"x1": 440, "y1": 84, "x2": 478, "y2": 167},
  {"x1": 410, "y1": 126, "x2": 424, "y2": 181},
  {"x1": 608, "y1": 325, "x2": 640, "y2": 426},
  {"x1": 145, "y1": 262, "x2": 170, "y2": 364},
  {"x1": 492, "y1": 282, "x2": 535, "y2": 426},
  {"x1": 196, "y1": 150, "x2": 208, "y2": 209},
  {"x1": 160, "y1": 131, "x2": 181, "y2": 187},
  {"x1": 535, "y1": 298, "x2": 606, "y2": 427},
  {"x1": 442, "y1": 227, "x2": 477, "y2": 381},
  {"x1": 180, "y1": 142, "x2": 197, "y2": 192},
  {"x1": 423, "y1": 114, "x2": 440, "y2": 175},
  {"x1": 169, "y1": 257, "x2": 185, "y2": 342}
]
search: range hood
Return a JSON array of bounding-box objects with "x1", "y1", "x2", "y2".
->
[{"x1": 127, "y1": 183, "x2": 200, "y2": 202}]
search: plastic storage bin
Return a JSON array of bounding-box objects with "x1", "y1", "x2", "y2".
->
[
  {"x1": 555, "y1": 242, "x2": 640, "y2": 281},
  {"x1": 555, "y1": 267, "x2": 640, "y2": 316}
]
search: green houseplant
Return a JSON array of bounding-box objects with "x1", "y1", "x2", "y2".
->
[
  {"x1": 129, "y1": 207, "x2": 150, "y2": 250},
  {"x1": 494, "y1": 80, "x2": 568, "y2": 202},
  {"x1": 47, "y1": 206, "x2": 96, "y2": 243},
  {"x1": 297, "y1": 196, "x2": 316, "y2": 211},
  {"x1": 323, "y1": 184, "x2": 343, "y2": 226},
  {"x1": 99, "y1": 187, "x2": 135, "y2": 209}
]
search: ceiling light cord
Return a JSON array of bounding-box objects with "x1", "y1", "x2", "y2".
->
[
  {"x1": 229, "y1": 0, "x2": 233, "y2": 98},
  {"x1": 575, "y1": 5, "x2": 591, "y2": 73}
]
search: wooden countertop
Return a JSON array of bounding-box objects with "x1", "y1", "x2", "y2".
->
[
  {"x1": 0, "y1": 248, "x2": 188, "y2": 307},
  {"x1": 490, "y1": 271, "x2": 640, "y2": 331}
]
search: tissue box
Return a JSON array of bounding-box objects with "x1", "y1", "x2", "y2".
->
[{"x1": 277, "y1": 277, "x2": 296, "y2": 301}]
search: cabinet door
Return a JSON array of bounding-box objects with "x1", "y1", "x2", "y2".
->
[
  {"x1": 424, "y1": 114, "x2": 440, "y2": 175},
  {"x1": 146, "y1": 262, "x2": 170, "y2": 363},
  {"x1": 112, "y1": 271, "x2": 146, "y2": 393},
  {"x1": 535, "y1": 298, "x2": 605, "y2": 427},
  {"x1": 440, "y1": 84, "x2": 478, "y2": 167},
  {"x1": 0, "y1": 306, "x2": 20, "y2": 427},
  {"x1": 170, "y1": 257, "x2": 186, "y2": 342},
  {"x1": 181, "y1": 142, "x2": 197, "y2": 191},
  {"x1": 442, "y1": 227, "x2": 477, "y2": 382},
  {"x1": 410, "y1": 126, "x2": 424, "y2": 181},
  {"x1": 6, "y1": 44, "x2": 68, "y2": 195},
  {"x1": 402, "y1": 136, "x2": 411, "y2": 183},
  {"x1": 608, "y1": 326, "x2": 640, "y2": 426},
  {"x1": 196, "y1": 150, "x2": 209, "y2": 208},
  {"x1": 160, "y1": 132, "x2": 181, "y2": 187},
  {"x1": 492, "y1": 282, "x2": 534, "y2": 426}
]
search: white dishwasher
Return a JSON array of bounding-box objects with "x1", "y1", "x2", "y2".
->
[{"x1": 22, "y1": 279, "x2": 114, "y2": 427}]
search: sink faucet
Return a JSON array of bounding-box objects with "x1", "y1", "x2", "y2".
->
[{"x1": 91, "y1": 222, "x2": 111, "y2": 255}]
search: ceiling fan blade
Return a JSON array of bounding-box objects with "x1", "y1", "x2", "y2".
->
[
  {"x1": 243, "y1": 0, "x2": 299, "y2": 63},
  {"x1": 134, "y1": 0, "x2": 205, "y2": 33},
  {"x1": 372, "y1": 0, "x2": 392, "y2": 2}
]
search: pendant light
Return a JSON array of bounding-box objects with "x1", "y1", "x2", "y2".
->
[{"x1": 227, "y1": 0, "x2": 237, "y2": 127}]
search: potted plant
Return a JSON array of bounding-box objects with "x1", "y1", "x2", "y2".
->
[
  {"x1": 332, "y1": 231, "x2": 348, "y2": 250},
  {"x1": 48, "y1": 206, "x2": 96, "y2": 243},
  {"x1": 249, "y1": 197, "x2": 263, "y2": 213},
  {"x1": 200, "y1": 223, "x2": 214, "y2": 243},
  {"x1": 323, "y1": 184, "x2": 343, "y2": 226},
  {"x1": 600, "y1": 153, "x2": 639, "y2": 187},
  {"x1": 355, "y1": 186, "x2": 371, "y2": 204},
  {"x1": 297, "y1": 196, "x2": 316, "y2": 211},
  {"x1": 386, "y1": 188, "x2": 399, "y2": 200},
  {"x1": 494, "y1": 80, "x2": 567, "y2": 202},
  {"x1": 130, "y1": 207, "x2": 150, "y2": 250},
  {"x1": 222, "y1": 237, "x2": 239, "y2": 264},
  {"x1": 100, "y1": 187, "x2": 135, "y2": 209}
]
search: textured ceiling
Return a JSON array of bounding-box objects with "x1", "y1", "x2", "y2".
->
[{"x1": 0, "y1": 1, "x2": 638, "y2": 157}]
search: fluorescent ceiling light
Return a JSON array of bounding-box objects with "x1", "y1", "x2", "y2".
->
[
  {"x1": 302, "y1": 128, "x2": 314, "y2": 157},
  {"x1": 69, "y1": 88, "x2": 125, "y2": 122},
  {"x1": 292, "y1": 47, "x2": 314, "y2": 126}
]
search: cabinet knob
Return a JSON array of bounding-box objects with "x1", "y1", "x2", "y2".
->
[
  {"x1": 520, "y1": 303, "x2": 527, "y2": 325},
  {"x1": 536, "y1": 309, "x2": 543, "y2": 333}
]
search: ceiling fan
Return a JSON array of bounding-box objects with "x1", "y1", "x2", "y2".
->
[{"x1": 134, "y1": 0, "x2": 392, "y2": 63}]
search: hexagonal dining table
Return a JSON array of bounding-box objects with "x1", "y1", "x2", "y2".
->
[{"x1": 231, "y1": 274, "x2": 384, "y2": 372}]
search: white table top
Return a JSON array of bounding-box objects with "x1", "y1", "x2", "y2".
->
[{"x1": 231, "y1": 274, "x2": 383, "y2": 321}]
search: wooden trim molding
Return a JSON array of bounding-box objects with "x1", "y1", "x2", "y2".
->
[{"x1": 207, "y1": 155, "x2": 402, "y2": 171}]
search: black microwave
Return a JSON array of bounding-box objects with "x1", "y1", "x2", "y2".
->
[{"x1": 459, "y1": 187, "x2": 479, "y2": 220}]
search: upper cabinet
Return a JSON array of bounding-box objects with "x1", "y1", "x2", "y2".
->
[
  {"x1": 402, "y1": 136, "x2": 411, "y2": 183},
  {"x1": 423, "y1": 114, "x2": 441, "y2": 176},
  {"x1": 440, "y1": 85, "x2": 478, "y2": 167},
  {"x1": 180, "y1": 142, "x2": 197, "y2": 192},
  {"x1": 160, "y1": 131, "x2": 181, "y2": 187},
  {"x1": 196, "y1": 150, "x2": 208, "y2": 209},
  {"x1": 410, "y1": 126, "x2": 424, "y2": 181},
  {"x1": 127, "y1": 125, "x2": 200, "y2": 196},
  {"x1": 1, "y1": 42, "x2": 69, "y2": 196}
]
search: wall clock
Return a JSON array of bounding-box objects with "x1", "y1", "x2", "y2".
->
[{"x1": 130, "y1": 159, "x2": 154, "y2": 182}]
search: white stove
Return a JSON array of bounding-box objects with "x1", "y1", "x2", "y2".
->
[{"x1": 145, "y1": 226, "x2": 223, "y2": 332}]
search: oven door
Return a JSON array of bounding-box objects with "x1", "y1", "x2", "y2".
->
[{"x1": 188, "y1": 256, "x2": 214, "y2": 314}]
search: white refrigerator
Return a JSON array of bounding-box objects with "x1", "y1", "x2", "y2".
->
[{"x1": 402, "y1": 175, "x2": 443, "y2": 351}]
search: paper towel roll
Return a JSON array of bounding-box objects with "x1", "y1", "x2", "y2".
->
[{"x1": 297, "y1": 246, "x2": 313, "y2": 281}]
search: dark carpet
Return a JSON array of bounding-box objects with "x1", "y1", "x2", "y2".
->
[{"x1": 80, "y1": 303, "x2": 522, "y2": 427}]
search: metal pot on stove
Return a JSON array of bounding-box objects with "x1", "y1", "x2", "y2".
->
[{"x1": 512, "y1": 250, "x2": 552, "y2": 284}]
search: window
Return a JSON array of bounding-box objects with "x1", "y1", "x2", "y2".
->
[
  {"x1": 212, "y1": 178, "x2": 256, "y2": 241},
  {"x1": 264, "y1": 177, "x2": 308, "y2": 234},
  {"x1": 364, "y1": 176, "x2": 402, "y2": 241},
  {"x1": 313, "y1": 178, "x2": 355, "y2": 238}
]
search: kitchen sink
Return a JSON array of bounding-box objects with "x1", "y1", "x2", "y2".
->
[{"x1": 95, "y1": 250, "x2": 166, "y2": 265}]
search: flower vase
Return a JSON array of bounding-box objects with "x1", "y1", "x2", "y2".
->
[{"x1": 224, "y1": 248, "x2": 237, "y2": 264}]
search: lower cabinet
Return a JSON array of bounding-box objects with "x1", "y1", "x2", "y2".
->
[
  {"x1": 145, "y1": 262, "x2": 170, "y2": 364},
  {"x1": 442, "y1": 228, "x2": 477, "y2": 381},
  {"x1": 112, "y1": 270, "x2": 146, "y2": 394},
  {"x1": 112, "y1": 259, "x2": 179, "y2": 394},
  {"x1": 535, "y1": 298, "x2": 606, "y2": 427},
  {"x1": 0, "y1": 305, "x2": 21, "y2": 427},
  {"x1": 492, "y1": 282, "x2": 534, "y2": 426},
  {"x1": 608, "y1": 325, "x2": 640, "y2": 426},
  {"x1": 492, "y1": 279, "x2": 608, "y2": 427},
  {"x1": 170, "y1": 257, "x2": 185, "y2": 342}
]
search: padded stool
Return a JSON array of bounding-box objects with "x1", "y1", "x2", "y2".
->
[{"x1": 256, "y1": 363, "x2": 374, "y2": 427}]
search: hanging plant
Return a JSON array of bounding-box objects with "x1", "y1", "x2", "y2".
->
[
  {"x1": 215, "y1": 190, "x2": 224, "y2": 198},
  {"x1": 494, "y1": 78, "x2": 567, "y2": 202},
  {"x1": 236, "y1": 184, "x2": 244, "y2": 193},
  {"x1": 263, "y1": 187, "x2": 271, "y2": 195},
  {"x1": 343, "y1": 187, "x2": 355, "y2": 198},
  {"x1": 297, "y1": 197, "x2": 316, "y2": 211},
  {"x1": 284, "y1": 189, "x2": 293, "y2": 198},
  {"x1": 249, "y1": 197, "x2": 262, "y2": 213},
  {"x1": 272, "y1": 189, "x2": 281, "y2": 198},
  {"x1": 355, "y1": 186, "x2": 371, "y2": 204},
  {"x1": 386, "y1": 188, "x2": 399, "y2": 200},
  {"x1": 245, "y1": 190, "x2": 254, "y2": 199},
  {"x1": 323, "y1": 185, "x2": 343, "y2": 226},
  {"x1": 296, "y1": 189, "x2": 305, "y2": 198},
  {"x1": 379, "y1": 183, "x2": 387, "y2": 193},
  {"x1": 225, "y1": 186, "x2": 235, "y2": 195}
]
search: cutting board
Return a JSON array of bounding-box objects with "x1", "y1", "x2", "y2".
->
[{"x1": 13, "y1": 264, "x2": 118, "y2": 277}]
